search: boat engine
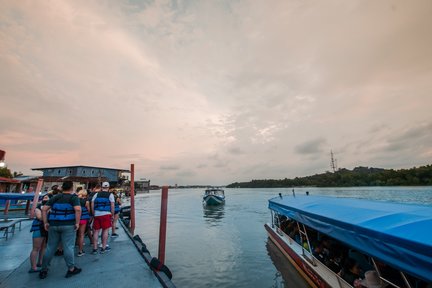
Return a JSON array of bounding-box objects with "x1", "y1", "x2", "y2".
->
[{"x1": 119, "y1": 205, "x2": 131, "y2": 226}]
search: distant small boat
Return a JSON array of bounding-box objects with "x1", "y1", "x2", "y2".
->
[{"x1": 203, "y1": 188, "x2": 225, "y2": 206}]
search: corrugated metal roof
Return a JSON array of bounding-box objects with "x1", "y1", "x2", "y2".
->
[
  {"x1": 0, "y1": 177, "x2": 20, "y2": 183},
  {"x1": 31, "y1": 165, "x2": 130, "y2": 172},
  {"x1": 40, "y1": 176, "x2": 108, "y2": 182},
  {"x1": 13, "y1": 175, "x2": 39, "y2": 181}
]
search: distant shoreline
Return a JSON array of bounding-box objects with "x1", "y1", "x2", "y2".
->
[{"x1": 226, "y1": 164, "x2": 432, "y2": 188}]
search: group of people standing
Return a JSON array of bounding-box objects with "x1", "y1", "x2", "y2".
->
[{"x1": 29, "y1": 181, "x2": 122, "y2": 279}]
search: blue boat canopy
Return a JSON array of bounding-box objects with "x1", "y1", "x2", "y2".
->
[
  {"x1": 0, "y1": 193, "x2": 46, "y2": 201},
  {"x1": 268, "y1": 195, "x2": 432, "y2": 282}
]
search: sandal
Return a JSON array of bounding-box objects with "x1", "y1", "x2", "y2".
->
[
  {"x1": 28, "y1": 268, "x2": 40, "y2": 273},
  {"x1": 39, "y1": 270, "x2": 48, "y2": 279},
  {"x1": 65, "y1": 266, "x2": 82, "y2": 278}
]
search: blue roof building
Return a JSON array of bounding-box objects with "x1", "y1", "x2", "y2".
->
[{"x1": 31, "y1": 165, "x2": 130, "y2": 191}]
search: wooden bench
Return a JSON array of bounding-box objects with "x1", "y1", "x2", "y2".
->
[{"x1": 0, "y1": 219, "x2": 25, "y2": 240}]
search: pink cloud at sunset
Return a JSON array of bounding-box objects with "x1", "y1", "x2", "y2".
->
[{"x1": 1, "y1": 0, "x2": 431, "y2": 185}]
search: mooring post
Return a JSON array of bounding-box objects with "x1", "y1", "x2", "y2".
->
[
  {"x1": 30, "y1": 178, "x2": 44, "y2": 218},
  {"x1": 4, "y1": 200, "x2": 10, "y2": 221},
  {"x1": 158, "y1": 186, "x2": 169, "y2": 264},
  {"x1": 130, "y1": 164, "x2": 136, "y2": 235},
  {"x1": 25, "y1": 200, "x2": 31, "y2": 215}
]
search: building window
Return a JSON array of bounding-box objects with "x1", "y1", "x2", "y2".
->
[
  {"x1": 91, "y1": 170, "x2": 94, "y2": 174},
  {"x1": 58, "y1": 170, "x2": 61, "y2": 174},
  {"x1": 69, "y1": 170, "x2": 72, "y2": 174},
  {"x1": 82, "y1": 170, "x2": 86, "y2": 174}
]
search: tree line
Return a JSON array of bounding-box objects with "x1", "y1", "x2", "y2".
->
[
  {"x1": 226, "y1": 165, "x2": 432, "y2": 188},
  {"x1": 0, "y1": 167, "x2": 22, "y2": 178}
]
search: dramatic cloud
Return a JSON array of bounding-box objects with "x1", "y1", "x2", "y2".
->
[
  {"x1": 1, "y1": 0, "x2": 431, "y2": 185},
  {"x1": 160, "y1": 165, "x2": 181, "y2": 171},
  {"x1": 295, "y1": 138, "x2": 327, "y2": 155}
]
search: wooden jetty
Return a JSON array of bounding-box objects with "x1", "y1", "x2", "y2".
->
[{"x1": 0, "y1": 219, "x2": 175, "y2": 288}]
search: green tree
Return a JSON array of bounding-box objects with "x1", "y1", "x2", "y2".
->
[
  {"x1": 13, "y1": 171, "x2": 23, "y2": 177},
  {"x1": 0, "y1": 167, "x2": 13, "y2": 178}
]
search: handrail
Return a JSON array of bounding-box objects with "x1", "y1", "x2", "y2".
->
[
  {"x1": 372, "y1": 257, "x2": 408, "y2": 288},
  {"x1": 297, "y1": 222, "x2": 315, "y2": 265},
  {"x1": 276, "y1": 225, "x2": 353, "y2": 288}
]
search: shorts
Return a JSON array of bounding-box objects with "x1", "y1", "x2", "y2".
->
[
  {"x1": 79, "y1": 219, "x2": 88, "y2": 225},
  {"x1": 32, "y1": 230, "x2": 43, "y2": 238},
  {"x1": 93, "y1": 214, "x2": 112, "y2": 230}
]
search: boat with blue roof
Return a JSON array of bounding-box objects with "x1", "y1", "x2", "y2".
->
[{"x1": 265, "y1": 194, "x2": 432, "y2": 288}]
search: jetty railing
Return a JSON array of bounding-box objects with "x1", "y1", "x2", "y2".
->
[
  {"x1": 122, "y1": 164, "x2": 174, "y2": 287},
  {"x1": 130, "y1": 163, "x2": 136, "y2": 234}
]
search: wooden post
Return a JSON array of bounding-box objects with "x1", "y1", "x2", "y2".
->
[
  {"x1": 158, "y1": 186, "x2": 169, "y2": 264},
  {"x1": 130, "y1": 164, "x2": 135, "y2": 235},
  {"x1": 25, "y1": 200, "x2": 31, "y2": 215},
  {"x1": 4, "y1": 200, "x2": 10, "y2": 221},
  {"x1": 30, "y1": 178, "x2": 44, "y2": 218}
]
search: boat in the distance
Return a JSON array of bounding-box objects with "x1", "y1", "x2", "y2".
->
[
  {"x1": 203, "y1": 188, "x2": 225, "y2": 206},
  {"x1": 265, "y1": 194, "x2": 432, "y2": 288}
]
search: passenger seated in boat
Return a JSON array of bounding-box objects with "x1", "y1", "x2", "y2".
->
[
  {"x1": 320, "y1": 236, "x2": 331, "y2": 258},
  {"x1": 341, "y1": 258, "x2": 362, "y2": 287},
  {"x1": 312, "y1": 242, "x2": 327, "y2": 263},
  {"x1": 279, "y1": 216, "x2": 289, "y2": 232},
  {"x1": 285, "y1": 219, "x2": 296, "y2": 233},
  {"x1": 327, "y1": 249, "x2": 343, "y2": 274},
  {"x1": 349, "y1": 249, "x2": 373, "y2": 277},
  {"x1": 302, "y1": 239, "x2": 310, "y2": 251},
  {"x1": 288, "y1": 226, "x2": 301, "y2": 244},
  {"x1": 312, "y1": 237, "x2": 331, "y2": 264},
  {"x1": 274, "y1": 215, "x2": 288, "y2": 231}
]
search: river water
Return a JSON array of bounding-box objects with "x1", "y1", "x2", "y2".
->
[{"x1": 131, "y1": 187, "x2": 432, "y2": 288}]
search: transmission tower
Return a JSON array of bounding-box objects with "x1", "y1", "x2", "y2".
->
[{"x1": 330, "y1": 150, "x2": 338, "y2": 172}]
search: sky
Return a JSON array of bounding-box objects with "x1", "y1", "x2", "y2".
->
[{"x1": 1, "y1": 0, "x2": 432, "y2": 186}]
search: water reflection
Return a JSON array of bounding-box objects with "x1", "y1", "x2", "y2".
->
[
  {"x1": 266, "y1": 239, "x2": 311, "y2": 288},
  {"x1": 202, "y1": 204, "x2": 225, "y2": 225}
]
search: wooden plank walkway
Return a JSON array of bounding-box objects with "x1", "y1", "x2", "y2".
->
[{"x1": 0, "y1": 219, "x2": 167, "y2": 288}]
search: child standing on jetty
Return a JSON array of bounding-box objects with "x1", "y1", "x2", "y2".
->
[
  {"x1": 91, "y1": 182, "x2": 114, "y2": 254},
  {"x1": 111, "y1": 188, "x2": 121, "y2": 237},
  {"x1": 77, "y1": 189, "x2": 90, "y2": 256},
  {"x1": 28, "y1": 194, "x2": 49, "y2": 273}
]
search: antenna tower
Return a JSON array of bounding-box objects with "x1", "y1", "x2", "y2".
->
[{"x1": 330, "y1": 150, "x2": 338, "y2": 172}]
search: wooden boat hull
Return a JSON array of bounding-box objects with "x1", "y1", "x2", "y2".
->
[
  {"x1": 264, "y1": 223, "x2": 332, "y2": 288},
  {"x1": 203, "y1": 195, "x2": 225, "y2": 206}
]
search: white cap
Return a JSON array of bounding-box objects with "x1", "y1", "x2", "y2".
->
[
  {"x1": 102, "y1": 182, "x2": 110, "y2": 188},
  {"x1": 360, "y1": 271, "x2": 384, "y2": 288}
]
